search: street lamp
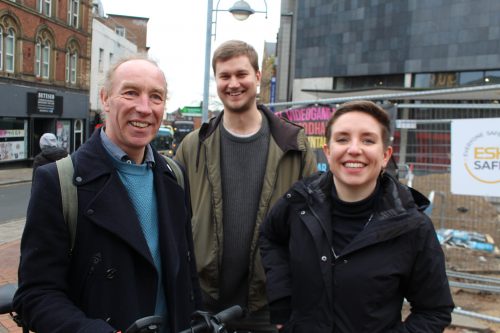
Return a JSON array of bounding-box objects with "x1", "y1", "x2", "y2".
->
[{"x1": 202, "y1": 0, "x2": 268, "y2": 123}]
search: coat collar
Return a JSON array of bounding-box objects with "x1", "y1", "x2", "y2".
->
[
  {"x1": 290, "y1": 172, "x2": 431, "y2": 253},
  {"x1": 72, "y1": 128, "x2": 178, "y2": 186},
  {"x1": 199, "y1": 104, "x2": 307, "y2": 153}
]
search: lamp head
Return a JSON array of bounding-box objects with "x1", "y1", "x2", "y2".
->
[{"x1": 229, "y1": 0, "x2": 255, "y2": 21}]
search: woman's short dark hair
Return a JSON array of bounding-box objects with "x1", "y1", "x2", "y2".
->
[{"x1": 325, "y1": 100, "x2": 392, "y2": 148}]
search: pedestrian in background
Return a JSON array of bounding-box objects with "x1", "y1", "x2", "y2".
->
[
  {"x1": 175, "y1": 40, "x2": 317, "y2": 333},
  {"x1": 32, "y1": 132, "x2": 68, "y2": 181},
  {"x1": 260, "y1": 100, "x2": 454, "y2": 332},
  {"x1": 14, "y1": 54, "x2": 201, "y2": 333}
]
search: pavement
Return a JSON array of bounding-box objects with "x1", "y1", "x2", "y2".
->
[
  {"x1": 0, "y1": 167, "x2": 30, "y2": 333},
  {"x1": 0, "y1": 167, "x2": 495, "y2": 332}
]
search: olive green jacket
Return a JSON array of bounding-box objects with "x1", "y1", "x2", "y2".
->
[{"x1": 175, "y1": 105, "x2": 317, "y2": 312}]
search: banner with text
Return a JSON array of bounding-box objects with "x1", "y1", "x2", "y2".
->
[
  {"x1": 276, "y1": 105, "x2": 335, "y2": 172},
  {"x1": 451, "y1": 118, "x2": 500, "y2": 197}
]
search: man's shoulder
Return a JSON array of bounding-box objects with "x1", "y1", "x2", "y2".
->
[{"x1": 182, "y1": 128, "x2": 201, "y2": 146}]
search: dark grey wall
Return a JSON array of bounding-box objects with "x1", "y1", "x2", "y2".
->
[
  {"x1": 0, "y1": 81, "x2": 89, "y2": 119},
  {"x1": 295, "y1": 0, "x2": 500, "y2": 78}
]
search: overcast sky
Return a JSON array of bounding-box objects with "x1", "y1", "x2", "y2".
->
[{"x1": 101, "y1": 0, "x2": 281, "y2": 112}]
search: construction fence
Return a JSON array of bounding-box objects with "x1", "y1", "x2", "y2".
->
[{"x1": 392, "y1": 103, "x2": 500, "y2": 272}]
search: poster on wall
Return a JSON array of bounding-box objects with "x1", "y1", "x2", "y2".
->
[
  {"x1": 56, "y1": 120, "x2": 71, "y2": 152},
  {"x1": 451, "y1": 118, "x2": 500, "y2": 197},
  {"x1": 275, "y1": 105, "x2": 334, "y2": 172},
  {"x1": 0, "y1": 129, "x2": 26, "y2": 162},
  {"x1": 0, "y1": 141, "x2": 25, "y2": 161}
]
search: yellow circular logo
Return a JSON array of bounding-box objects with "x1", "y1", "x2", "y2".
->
[{"x1": 462, "y1": 131, "x2": 500, "y2": 184}]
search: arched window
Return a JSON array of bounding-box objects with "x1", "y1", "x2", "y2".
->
[
  {"x1": 65, "y1": 41, "x2": 79, "y2": 84},
  {"x1": 0, "y1": 16, "x2": 18, "y2": 73},
  {"x1": 5, "y1": 28, "x2": 15, "y2": 72},
  {"x1": 35, "y1": 38, "x2": 51, "y2": 79}
]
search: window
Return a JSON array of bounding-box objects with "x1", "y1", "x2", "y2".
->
[
  {"x1": 67, "y1": 0, "x2": 79, "y2": 28},
  {"x1": 5, "y1": 28, "x2": 15, "y2": 72},
  {"x1": 74, "y1": 120, "x2": 83, "y2": 151},
  {"x1": 65, "y1": 51, "x2": 77, "y2": 83},
  {"x1": 109, "y1": 52, "x2": 114, "y2": 66},
  {"x1": 0, "y1": 118, "x2": 27, "y2": 162},
  {"x1": 65, "y1": 41, "x2": 79, "y2": 84},
  {"x1": 413, "y1": 73, "x2": 432, "y2": 88},
  {"x1": 115, "y1": 26, "x2": 125, "y2": 37},
  {"x1": 0, "y1": 27, "x2": 3, "y2": 70},
  {"x1": 484, "y1": 70, "x2": 500, "y2": 84},
  {"x1": 35, "y1": 37, "x2": 51, "y2": 79},
  {"x1": 98, "y1": 48, "x2": 104, "y2": 72},
  {"x1": 42, "y1": 42, "x2": 50, "y2": 78},
  {"x1": 0, "y1": 21, "x2": 17, "y2": 73},
  {"x1": 38, "y1": 0, "x2": 51, "y2": 16},
  {"x1": 459, "y1": 71, "x2": 483, "y2": 86}
]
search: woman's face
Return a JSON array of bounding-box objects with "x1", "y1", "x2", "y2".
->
[{"x1": 323, "y1": 111, "x2": 393, "y2": 201}]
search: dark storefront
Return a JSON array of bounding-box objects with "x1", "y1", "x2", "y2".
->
[{"x1": 0, "y1": 81, "x2": 89, "y2": 166}]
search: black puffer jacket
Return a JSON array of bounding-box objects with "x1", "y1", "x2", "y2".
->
[
  {"x1": 259, "y1": 171, "x2": 454, "y2": 333},
  {"x1": 32, "y1": 147, "x2": 68, "y2": 180}
]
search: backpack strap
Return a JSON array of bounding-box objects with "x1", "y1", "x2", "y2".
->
[
  {"x1": 56, "y1": 155, "x2": 78, "y2": 253},
  {"x1": 162, "y1": 155, "x2": 184, "y2": 190}
]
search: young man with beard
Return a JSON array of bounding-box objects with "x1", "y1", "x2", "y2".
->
[{"x1": 175, "y1": 40, "x2": 317, "y2": 333}]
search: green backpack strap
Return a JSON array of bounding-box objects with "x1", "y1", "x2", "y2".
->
[
  {"x1": 56, "y1": 155, "x2": 78, "y2": 253},
  {"x1": 162, "y1": 155, "x2": 184, "y2": 190}
]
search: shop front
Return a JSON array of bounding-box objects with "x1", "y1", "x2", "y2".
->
[{"x1": 0, "y1": 82, "x2": 89, "y2": 166}]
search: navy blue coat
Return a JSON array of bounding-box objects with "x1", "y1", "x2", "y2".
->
[
  {"x1": 260, "y1": 171, "x2": 454, "y2": 333},
  {"x1": 14, "y1": 130, "x2": 201, "y2": 333}
]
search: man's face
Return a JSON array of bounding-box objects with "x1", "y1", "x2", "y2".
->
[
  {"x1": 100, "y1": 59, "x2": 166, "y2": 162},
  {"x1": 215, "y1": 55, "x2": 261, "y2": 113}
]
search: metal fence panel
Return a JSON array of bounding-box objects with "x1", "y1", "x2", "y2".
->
[{"x1": 393, "y1": 104, "x2": 500, "y2": 272}]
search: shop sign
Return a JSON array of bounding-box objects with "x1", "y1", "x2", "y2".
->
[
  {"x1": 27, "y1": 91, "x2": 63, "y2": 115},
  {"x1": 0, "y1": 129, "x2": 24, "y2": 138}
]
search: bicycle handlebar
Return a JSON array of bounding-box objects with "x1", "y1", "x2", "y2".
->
[
  {"x1": 178, "y1": 305, "x2": 244, "y2": 333},
  {"x1": 1, "y1": 283, "x2": 244, "y2": 333}
]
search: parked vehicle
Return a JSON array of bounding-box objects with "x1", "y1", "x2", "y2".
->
[{"x1": 151, "y1": 126, "x2": 174, "y2": 157}]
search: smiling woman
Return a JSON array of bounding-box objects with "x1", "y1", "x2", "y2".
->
[{"x1": 259, "y1": 100, "x2": 454, "y2": 333}]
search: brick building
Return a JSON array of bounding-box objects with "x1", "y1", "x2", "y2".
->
[
  {"x1": 0, "y1": 0, "x2": 92, "y2": 166},
  {"x1": 103, "y1": 14, "x2": 148, "y2": 53}
]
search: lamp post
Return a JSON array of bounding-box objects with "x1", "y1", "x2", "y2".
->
[{"x1": 202, "y1": 0, "x2": 268, "y2": 123}]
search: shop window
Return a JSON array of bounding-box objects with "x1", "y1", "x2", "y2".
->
[
  {"x1": 0, "y1": 119, "x2": 27, "y2": 162},
  {"x1": 74, "y1": 120, "x2": 83, "y2": 151},
  {"x1": 56, "y1": 120, "x2": 71, "y2": 152}
]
